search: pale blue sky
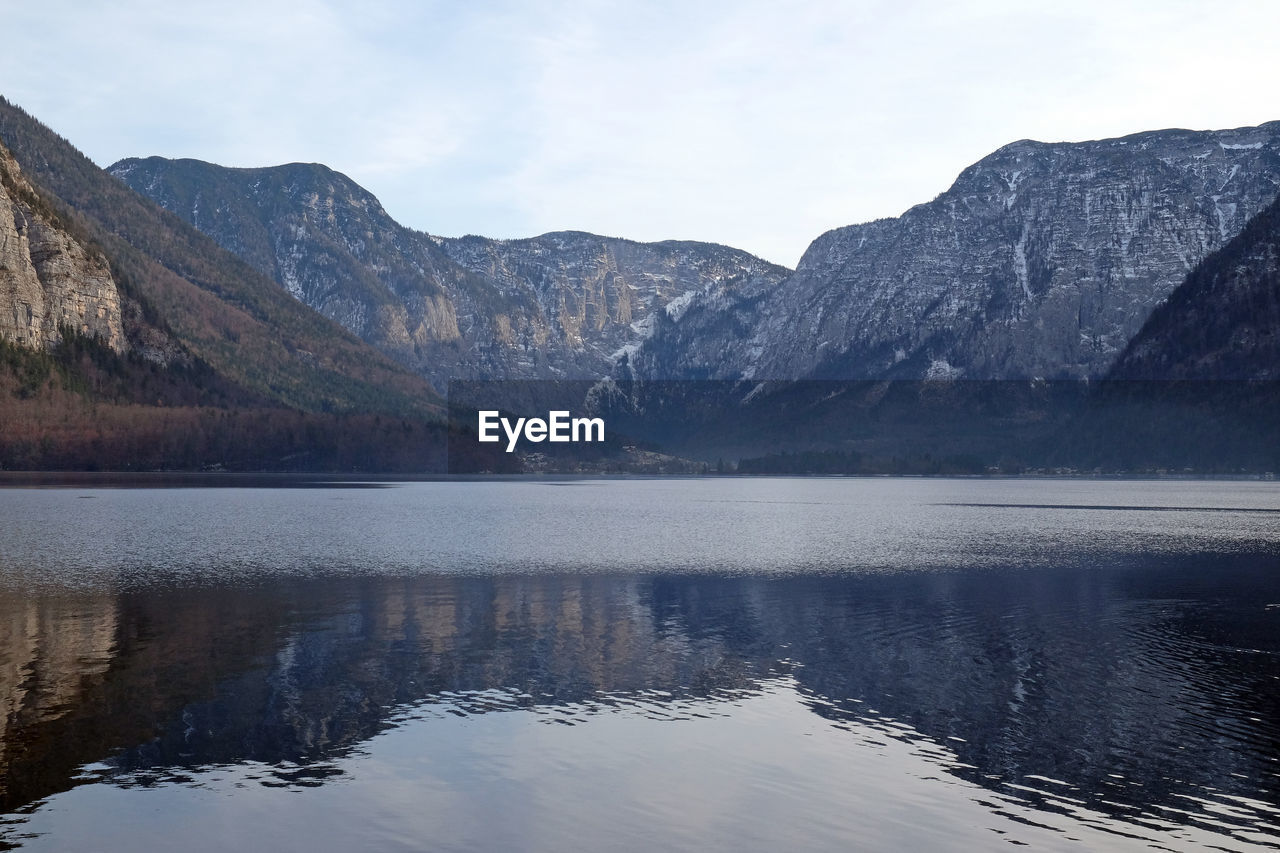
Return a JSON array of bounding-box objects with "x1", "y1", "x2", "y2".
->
[{"x1": 4, "y1": 0, "x2": 1278, "y2": 265}]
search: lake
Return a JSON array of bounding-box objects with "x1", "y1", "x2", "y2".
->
[{"x1": 0, "y1": 478, "x2": 1277, "y2": 851}]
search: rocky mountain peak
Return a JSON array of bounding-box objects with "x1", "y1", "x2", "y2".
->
[{"x1": 634, "y1": 120, "x2": 1280, "y2": 381}]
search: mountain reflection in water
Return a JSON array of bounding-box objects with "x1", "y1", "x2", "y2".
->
[{"x1": 1, "y1": 557, "x2": 1278, "y2": 851}]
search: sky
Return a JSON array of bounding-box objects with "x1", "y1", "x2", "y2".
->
[{"x1": 3, "y1": 0, "x2": 1279, "y2": 267}]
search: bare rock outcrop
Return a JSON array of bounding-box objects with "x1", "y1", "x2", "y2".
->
[{"x1": 0, "y1": 144, "x2": 124, "y2": 352}]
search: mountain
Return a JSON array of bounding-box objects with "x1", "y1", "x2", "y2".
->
[
  {"x1": 108, "y1": 157, "x2": 790, "y2": 388},
  {"x1": 105, "y1": 157, "x2": 496, "y2": 388},
  {"x1": 630, "y1": 122, "x2": 1280, "y2": 381},
  {"x1": 434, "y1": 230, "x2": 789, "y2": 379},
  {"x1": 0, "y1": 96, "x2": 456, "y2": 471},
  {"x1": 5, "y1": 89, "x2": 1277, "y2": 472},
  {"x1": 1110, "y1": 192, "x2": 1280, "y2": 380},
  {"x1": 0, "y1": 97, "x2": 438, "y2": 418}
]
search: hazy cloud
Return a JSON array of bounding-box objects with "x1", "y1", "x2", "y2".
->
[{"x1": 3, "y1": 0, "x2": 1278, "y2": 264}]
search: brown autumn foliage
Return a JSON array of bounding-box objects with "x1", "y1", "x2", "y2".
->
[
  {"x1": 0, "y1": 381, "x2": 447, "y2": 472},
  {"x1": 0, "y1": 331, "x2": 456, "y2": 472}
]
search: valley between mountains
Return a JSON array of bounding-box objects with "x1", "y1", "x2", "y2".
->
[
  {"x1": 1, "y1": 94, "x2": 1277, "y2": 472},
  {"x1": 110, "y1": 122, "x2": 1280, "y2": 387}
]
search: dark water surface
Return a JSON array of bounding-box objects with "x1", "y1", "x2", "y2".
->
[{"x1": 0, "y1": 478, "x2": 1277, "y2": 851}]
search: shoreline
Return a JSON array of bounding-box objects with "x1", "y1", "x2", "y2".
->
[{"x1": 0, "y1": 470, "x2": 1275, "y2": 488}]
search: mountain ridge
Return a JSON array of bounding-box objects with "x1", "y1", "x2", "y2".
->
[
  {"x1": 0, "y1": 97, "x2": 441, "y2": 417},
  {"x1": 629, "y1": 120, "x2": 1280, "y2": 382},
  {"x1": 5, "y1": 91, "x2": 1278, "y2": 472},
  {"x1": 0, "y1": 95, "x2": 457, "y2": 472},
  {"x1": 109, "y1": 155, "x2": 790, "y2": 389}
]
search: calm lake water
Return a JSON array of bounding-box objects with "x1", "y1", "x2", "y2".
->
[{"x1": 0, "y1": 478, "x2": 1277, "y2": 851}]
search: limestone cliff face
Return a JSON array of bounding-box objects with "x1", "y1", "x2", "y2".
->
[
  {"x1": 634, "y1": 122, "x2": 1280, "y2": 380},
  {"x1": 0, "y1": 145, "x2": 124, "y2": 352},
  {"x1": 108, "y1": 157, "x2": 787, "y2": 387}
]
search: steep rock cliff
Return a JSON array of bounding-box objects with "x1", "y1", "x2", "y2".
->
[{"x1": 0, "y1": 144, "x2": 123, "y2": 352}]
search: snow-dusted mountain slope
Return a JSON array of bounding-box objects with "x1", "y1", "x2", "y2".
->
[{"x1": 631, "y1": 122, "x2": 1280, "y2": 380}]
